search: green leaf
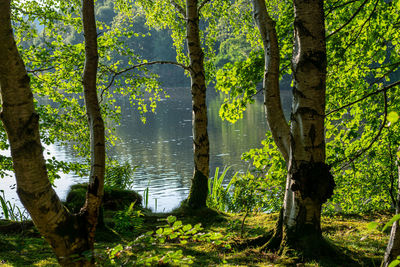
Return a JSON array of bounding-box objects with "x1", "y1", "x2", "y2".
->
[
  {"x1": 194, "y1": 223, "x2": 202, "y2": 230},
  {"x1": 167, "y1": 215, "x2": 177, "y2": 224},
  {"x1": 387, "y1": 111, "x2": 399, "y2": 124},
  {"x1": 110, "y1": 244, "x2": 123, "y2": 258},
  {"x1": 173, "y1": 220, "x2": 182, "y2": 228},
  {"x1": 163, "y1": 228, "x2": 173, "y2": 235},
  {"x1": 383, "y1": 214, "x2": 400, "y2": 232},
  {"x1": 388, "y1": 257, "x2": 400, "y2": 267},
  {"x1": 169, "y1": 233, "x2": 178, "y2": 239},
  {"x1": 182, "y1": 224, "x2": 192, "y2": 232}
]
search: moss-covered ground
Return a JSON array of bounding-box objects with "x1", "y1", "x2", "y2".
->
[{"x1": 0, "y1": 210, "x2": 391, "y2": 266}]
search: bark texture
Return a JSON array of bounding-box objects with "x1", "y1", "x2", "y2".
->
[
  {"x1": 252, "y1": 0, "x2": 335, "y2": 255},
  {"x1": 81, "y1": 0, "x2": 106, "y2": 253},
  {"x1": 382, "y1": 147, "x2": 400, "y2": 267},
  {"x1": 185, "y1": 0, "x2": 210, "y2": 209},
  {"x1": 252, "y1": 0, "x2": 290, "y2": 162},
  {"x1": 0, "y1": 0, "x2": 91, "y2": 265},
  {"x1": 0, "y1": 0, "x2": 104, "y2": 265},
  {"x1": 282, "y1": 0, "x2": 334, "y2": 244}
]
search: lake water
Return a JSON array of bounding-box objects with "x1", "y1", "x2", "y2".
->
[{"x1": 0, "y1": 87, "x2": 292, "y2": 216}]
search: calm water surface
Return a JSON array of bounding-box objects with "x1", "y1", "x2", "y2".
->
[{"x1": 0, "y1": 88, "x2": 291, "y2": 215}]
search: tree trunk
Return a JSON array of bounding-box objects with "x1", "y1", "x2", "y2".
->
[
  {"x1": 252, "y1": 0, "x2": 335, "y2": 255},
  {"x1": 0, "y1": 0, "x2": 104, "y2": 265},
  {"x1": 382, "y1": 146, "x2": 400, "y2": 267},
  {"x1": 252, "y1": 0, "x2": 290, "y2": 163},
  {"x1": 282, "y1": 0, "x2": 334, "y2": 248},
  {"x1": 185, "y1": 0, "x2": 210, "y2": 209},
  {"x1": 80, "y1": 0, "x2": 106, "y2": 253}
]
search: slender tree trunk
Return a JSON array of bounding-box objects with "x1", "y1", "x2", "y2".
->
[
  {"x1": 252, "y1": 0, "x2": 335, "y2": 254},
  {"x1": 0, "y1": 0, "x2": 104, "y2": 265},
  {"x1": 185, "y1": 0, "x2": 210, "y2": 209},
  {"x1": 252, "y1": 0, "x2": 290, "y2": 163},
  {"x1": 383, "y1": 146, "x2": 400, "y2": 267},
  {"x1": 81, "y1": 0, "x2": 106, "y2": 253}
]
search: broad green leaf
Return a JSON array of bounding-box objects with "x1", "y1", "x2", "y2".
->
[
  {"x1": 388, "y1": 257, "x2": 400, "y2": 267},
  {"x1": 173, "y1": 220, "x2": 182, "y2": 228},
  {"x1": 167, "y1": 215, "x2": 177, "y2": 224},
  {"x1": 383, "y1": 214, "x2": 400, "y2": 232}
]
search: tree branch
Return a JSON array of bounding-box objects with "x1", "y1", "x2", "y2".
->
[
  {"x1": 170, "y1": 0, "x2": 186, "y2": 18},
  {"x1": 326, "y1": 0, "x2": 369, "y2": 39},
  {"x1": 27, "y1": 66, "x2": 55, "y2": 73},
  {"x1": 326, "y1": 80, "x2": 400, "y2": 117},
  {"x1": 100, "y1": 60, "x2": 189, "y2": 101},
  {"x1": 341, "y1": 0, "x2": 378, "y2": 50},
  {"x1": 325, "y1": 0, "x2": 359, "y2": 17},
  {"x1": 337, "y1": 89, "x2": 388, "y2": 169}
]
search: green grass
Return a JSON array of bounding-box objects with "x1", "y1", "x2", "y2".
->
[{"x1": 0, "y1": 211, "x2": 390, "y2": 266}]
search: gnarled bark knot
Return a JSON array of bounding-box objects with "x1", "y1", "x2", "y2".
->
[{"x1": 290, "y1": 162, "x2": 335, "y2": 202}]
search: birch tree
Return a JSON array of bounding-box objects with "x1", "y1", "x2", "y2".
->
[
  {"x1": 216, "y1": 0, "x2": 400, "y2": 254},
  {"x1": 136, "y1": 0, "x2": 229, "y2": 208},
  {"x1": 250, "y1": 0, "x2": 335, "y2": 253},
  {"x1": 0, "y1": 0, "x2": 104, "y2": 265}
]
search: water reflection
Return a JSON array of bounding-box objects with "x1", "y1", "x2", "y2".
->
[
  {"x1": 109, "y1": 87, "x2": 271, "y2": 212},
  {"x1": 0, "y1": 87, "x2": 292, "y2": 214}
]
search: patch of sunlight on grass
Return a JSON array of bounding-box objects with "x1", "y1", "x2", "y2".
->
[{"x1": 33, "y1": 259, "x2": 59, "y2": 266}]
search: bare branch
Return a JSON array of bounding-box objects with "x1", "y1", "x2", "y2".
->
[
  {"x1": 27, "y1": 66, "x2": 55, "y2": 73},
  {"x1": 341, "y1": 0, "x2": 379, "y2": 50},
  {"x1": 370, "y1": 61, "x2": 400, "y2": 70},
  {"x1": 100, "y1": 60, "x2": 189, "y2": 102},
  {"x1": 326, "y1": 0, "x2": 369, "y2": 39},
  {"x1": 325, "y1": 0, "x2": 359, "y2": 17},
  {"x1": 326, "y1": 80, "x2": 400, "y2": 116},
  {"x1": 199, "y1": 0, "x2": 212, "y2": 11},
  {"x1": 170, "y1": 0, "x2": 186, "y2": 18}
]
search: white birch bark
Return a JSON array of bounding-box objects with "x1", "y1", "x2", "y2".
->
[
  {"x1": 0, "y1": 0, "x2": 92, "y2": 265},
  {"x1": 251, "y1": 0, "x2": 290, "y2": 162},
  {"x1": 282, "y1": 0, "x2": 330, "y2": 236},
  {"x1": 252, "y1": 0, "x2": 334, "y2": 246},
  {"x1": 0, "y1": 0, "x2": 105, "y2": 265},
  {"x1": 186, "y1": 0, "x2": 210, "y2": 208}
]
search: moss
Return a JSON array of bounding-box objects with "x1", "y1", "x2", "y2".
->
[
  {"x1": 64, "y1": 183, "x2": 142, "y2": 213},
  {"x1": 186, "y1": 170, "x2": 208, "y2": 209},
  {"x1": 0, "y1": 219, "x2": 35, "y2": 234},
  {"x1": 0, "y1": 212, "x2": 390, "y2": 266}
]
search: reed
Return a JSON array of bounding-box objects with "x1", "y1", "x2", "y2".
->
[
  {"x1": 207, "y1": 166, "x2": 237, "y2": 211},
  {"x1": 0, "y1": 190, "x2": 28, "y2": 221}
]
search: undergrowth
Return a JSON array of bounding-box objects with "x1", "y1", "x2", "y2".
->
[{"x1": 0, "y1": 212, "x2": 390, "y2": 266}]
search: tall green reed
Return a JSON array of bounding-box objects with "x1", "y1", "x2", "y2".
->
[
  {"x1": 0, "y1": 190, "x2": 28, "y2": 221},
  {"x1": 207, "y1": 166, "x2": 237, "y2": 212}
]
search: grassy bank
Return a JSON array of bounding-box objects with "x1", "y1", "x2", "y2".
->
[{"x1": 0, "y1": 211, "x2": 390, "y2": 266}]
